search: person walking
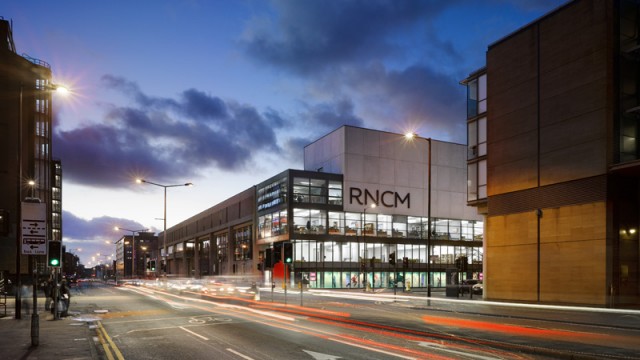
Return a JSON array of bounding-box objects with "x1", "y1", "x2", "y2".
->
[
  {"x1": 43, "y1": 277, "x2": 53, "y2": 311},
  {"x1": 59, "y1": 278, "x2": 71, "y2": 317}
]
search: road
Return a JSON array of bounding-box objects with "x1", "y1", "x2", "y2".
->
[{"x1": 69, "y1": 282, "x2": 640, "y2": 359}]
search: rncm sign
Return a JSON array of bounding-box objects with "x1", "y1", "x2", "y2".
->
[{"x1": 349, "y1": 187, "x2": 410, "y2": 209}]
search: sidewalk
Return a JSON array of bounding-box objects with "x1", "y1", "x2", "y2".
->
[{"x1": 0, "y1": 295, "x2": 100, "y2": 359}]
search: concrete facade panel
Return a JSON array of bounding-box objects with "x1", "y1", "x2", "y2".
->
[
  {"x1": 488, "y1": 130, "x2": 538, "y2": 195},
  {"x1": 539, "y1": 0, "x2": 610, "y2": 75},
  {"x1": 540, "y1": 108, "x2": 606, "y2": 153},
  {"x1": 539, "y1": 138, "x2": 607, "y2": 186},
  {"x1": 539, "y1": 203, "x2": 607, "y2": 305},
  {"x1": 488, "y1": 27, "x2": 538, "y2": 98}
]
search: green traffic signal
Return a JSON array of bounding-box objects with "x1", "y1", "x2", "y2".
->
[
  {"x1": 283, "y1": 242, "x2": 293, "y2": 263},
  {"x1": 48, "y1": 241, "x2": 62, "y2": 267}
]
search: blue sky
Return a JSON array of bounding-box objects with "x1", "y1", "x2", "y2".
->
[{"x1": 1, "y1": 0, "x2": 567, "y2": 266}]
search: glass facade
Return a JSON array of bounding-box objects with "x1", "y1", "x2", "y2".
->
[
  {"x1": 466, "y1": 71, "x2": 488, "y2": 202},
  {"x1": 257, "y1": 170, "x2": 483, "y2": 290}
]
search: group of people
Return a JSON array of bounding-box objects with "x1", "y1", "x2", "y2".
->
[{"x1": 42, "y1": 276, "x2": 71, "y2": 317}]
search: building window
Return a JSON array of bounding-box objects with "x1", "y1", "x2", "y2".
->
[
  {"x1": 328, "y1": 181, "x2": 343, "y2": 205},
  {"x1": 216, "y1": 233, "x2": 228, "y2": 262},
  {"x1": 293, "y1": 208, "x2": 327, "y2": 234},
  {"x1": 293, "y1": 177, "x2": 339, "y2": 204},
  {"x1": 328, "y1": 212, "x2": 344, "y2": 234},
  {"x1": 257, "y1": 177, "x2": 287, "y2": 211},
  {"x1": 467, "y1": 74, "x2": 487, "y2": 118},
  {"x1": 234, "y1": 225, "x2": 252, "y2": 260}
]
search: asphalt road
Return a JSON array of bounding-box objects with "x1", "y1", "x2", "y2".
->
[{"x1": 71, "y1": 283, "x2": 640, "y2": 360}]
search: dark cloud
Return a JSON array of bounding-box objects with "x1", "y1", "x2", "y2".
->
[
  {"x1": 62, "y1": 211, "x2": 153, "y2": 265},
  {"x1": 63, "y1": 211, "x2": 151, "y2": 240},
  {"x1": 348, "y1": 64, "x2": 466, "y2": 141},
  {"x1": 242, "y1": 0, "x2": 459, "y2": 75},
  {"x1": 53, "y1": 76, "x2": 285, "y2": 188},
  {"x1": 239, "y1": 0, "x2": 468, "y2": 142},
  {"x1": 302, "y1": 98, "x2": 364, "y2": 130}
]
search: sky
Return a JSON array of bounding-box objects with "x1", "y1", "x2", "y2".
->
[{"x1": 1, "y1": 0, "x2": 567, "y2": 267}]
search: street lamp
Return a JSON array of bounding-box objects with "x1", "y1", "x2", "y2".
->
[
  {"x1": 115, "y1": 227, "x2": 148, "y2": 279},
  {"x1": 362, "y1": 203, "x2": 376, "y2": 292},
  {"x1": 136, "y1": 179, "x2": 192, "y2": 276},
  {"x1": 405, "y1": 132, "x2": 432, "y2": 297}
]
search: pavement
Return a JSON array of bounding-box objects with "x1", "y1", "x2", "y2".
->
[{"x1": 0, "y1": 292, "x2": 101, "y2": 360}]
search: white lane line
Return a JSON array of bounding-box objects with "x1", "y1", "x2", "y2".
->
[
  {"x1": 179, "y1": 326, "x2": 208, "y2": 340},
  {"x1": 329, "y1": 338, "x2": 415, "y2": 359},
  {"x1": 226, "y1": 348, "x2": 255, "y2": 360}
]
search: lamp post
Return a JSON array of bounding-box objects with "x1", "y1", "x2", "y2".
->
[
  {"x1": 405, "y1": 133, "x2": 432, "y2": 297},
  {"x1": 115, "y1": 227, "x2": 148, "y2": 279},
  {"x1": 136, "y1": 179, "x2": 192, "y2": 277},
  {"x1": 362, "y1": 203, "x2": 376, "y2": 292}
]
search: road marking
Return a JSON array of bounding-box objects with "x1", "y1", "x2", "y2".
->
[
  {"x1": 226, "y1": 348, "x2": 255, "y2": 360},
  {"x1": 328, "y1": 338, "x2": 415, "y2": 359},
  {"x1": 303, "y1": 349, "x2": 342, "y2": 359},
  {"x1": 97, "y1": 321, "x2": 125, "y2": 360},
  {"x1": 179, "y1": 326, "x2": 209, "y2": 340},
  {"x1": 418, "y1": 342, "x2": 499, "y2": 360}
]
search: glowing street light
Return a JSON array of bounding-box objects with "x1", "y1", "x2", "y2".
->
[{"x1": 136, "y1": 179, "x2": 192, "y2": 276}]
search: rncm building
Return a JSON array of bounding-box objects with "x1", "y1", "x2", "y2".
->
[
  {"x1": 463, "y1": 0, "x2": 640, "y2": 307},
  {"x1": 161, "y1": 126, "x2": 483, "y2": 290}
]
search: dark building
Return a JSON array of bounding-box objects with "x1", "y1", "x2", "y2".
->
[
  {"x1": 0, "y1": 18, "x2": 60, "y2": 287},
  {"x1": 464, "y1": 0, "x2": 639, "y2": 307},
  {"x1": 115, "y1": 232, "x2": 159, "y2": 280}
]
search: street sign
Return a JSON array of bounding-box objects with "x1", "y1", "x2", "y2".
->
[{"x1": 21, "y1": 202, "x2": 47, "y2": 255}]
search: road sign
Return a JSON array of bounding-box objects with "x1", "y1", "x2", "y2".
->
[{"x1": 21, "y1": 202, "x2": 47, "y2": 255}]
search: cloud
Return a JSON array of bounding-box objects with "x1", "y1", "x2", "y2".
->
[
  {"x1": 63, "y1": 211, "x2": 151, "y2": 240},
  {"x1": 53, "y1": 76, "x2": 285, "y2": 188},
  {"x1": 301, "y1": 98, "x2": 364, "y2": 130},
  {"x1": 62, "y1": 210, "x2": 153, "y2": 265},
  {"x1": 344, "y1": 63, "x2": 466, "y2": 141},
  {"x1": 241, "y1": 0, "x2": 459, "y2": 75},
  {"x1": 239, "y1": 0, "x2": 468, "y2": 143}
]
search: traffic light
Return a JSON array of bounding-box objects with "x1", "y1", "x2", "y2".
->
[
  {"x1": 389, "y1": 252, "x2": 395, "y2": 265},
  {"x1": 402, "y1": 256, "x2": 409, "y2": 268},
  {"x1": 150, "y1": 260, "x2": 156, "y2": 271},
  {"x1": 369, "y1": 257, "x2": 375, "y2": 268},
  {"x1": 360, "y1": 259, "x2": 366, "y2": 271},
  {"x1": 48, "y1": 241, "x2": 62, "y2": 267},
  {"x1": 283, "y1": 242, "x2": 293, "y2": 263},
  {"x1": 273, "y1": 245, "x2": 282, "y2": 263}
]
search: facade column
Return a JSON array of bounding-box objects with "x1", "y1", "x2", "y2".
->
[{"x1": 194, "y1": 239, "x2": 201, "y2": 278}]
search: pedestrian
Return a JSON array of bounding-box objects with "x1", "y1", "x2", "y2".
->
[
  {"x1": 59, "y1": 278, "x2": 71, "y2": 317},
  {"x1": 43, "y1": 277, "x2": 53, "y2": 311},
  {"x1": 21, "y1": 284, "x2": 31, "y2": 316}
]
